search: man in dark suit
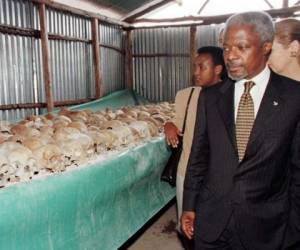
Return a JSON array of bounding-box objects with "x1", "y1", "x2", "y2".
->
[{"x1": 181, "y1": 11, "x2": 300, "y2": 250}]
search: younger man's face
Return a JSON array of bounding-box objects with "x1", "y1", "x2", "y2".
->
[{"x1": 193, "y1": 53, "x2": 219, "y2": 87}]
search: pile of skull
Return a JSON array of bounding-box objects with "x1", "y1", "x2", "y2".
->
[{"x1": 0, "y1": 102, "x2": 175, "y2": 188}]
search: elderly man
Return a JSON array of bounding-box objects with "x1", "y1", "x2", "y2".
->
[{"x1": 181, "y1": 11, "x2": 300, "y2": 250}]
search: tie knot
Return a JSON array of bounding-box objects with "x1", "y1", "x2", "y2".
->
[{"x1": 244, "y1": 81, "x2": 255, "y2": 94}]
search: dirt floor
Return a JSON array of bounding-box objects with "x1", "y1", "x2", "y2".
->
[{"x1": 119, "y1": 200, "x2": 184, "y2": 250}]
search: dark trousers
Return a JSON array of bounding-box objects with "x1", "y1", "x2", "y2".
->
[
  {"x1": 178, "y1": 232, "x2": 195, "y2": 250},
  {"x1": 196, "y1": 215, "x2": 246, "y2": 250}
]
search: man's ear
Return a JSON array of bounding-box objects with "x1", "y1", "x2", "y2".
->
[
  {"x1": 214, "y1": 65, "x2": 223, "y2": 76},
  {"x1": 263, "y1": 42, "x2": 273, "y2": 55}
]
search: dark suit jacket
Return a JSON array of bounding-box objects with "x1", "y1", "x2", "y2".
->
[{"x1": 183, "y1": 71, "x2": 300, "y2": 250}]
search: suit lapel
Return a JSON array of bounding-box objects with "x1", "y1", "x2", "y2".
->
[
  {"x1": 217, "y1": 79, "x2": 238, "y2": 155},
  {"x1": 244, "y1": 71, "x2": 284, "y2": 159}
]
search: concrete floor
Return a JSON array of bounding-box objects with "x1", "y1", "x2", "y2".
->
[{"x1": 119, "y1": 201, "x2": 184, "y2": 250}]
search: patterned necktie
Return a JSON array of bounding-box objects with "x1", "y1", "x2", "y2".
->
[{"x1": 236, "y1": 81, "x2": 255, "y2": 162}]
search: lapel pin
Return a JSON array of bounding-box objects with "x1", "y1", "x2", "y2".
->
[{"x1": 273, "y1": 101, "x2": 278, "y2": 106}]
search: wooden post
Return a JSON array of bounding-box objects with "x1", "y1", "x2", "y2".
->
[
  {"x1": 190, "y1": 25, "x2": 197, "y2": 86},
  {"x1": 283, "y1": 0, "x2": 289, "y2": 8},
  {"x1": 125, "y1": 30, "x2": 133, "y2": 89},
  {"x1": 38, "y1": 3, "x2": 54, "y2": 112},
  {"x1": 91, "y1": 18, "x2": 102, "y2": 98}
]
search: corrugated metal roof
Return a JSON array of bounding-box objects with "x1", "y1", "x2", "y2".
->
[{"x1": 93, "y1": 0, "x2": 155, "y2": 13}]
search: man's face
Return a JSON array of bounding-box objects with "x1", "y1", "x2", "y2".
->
[
  {"x1": 223, "y1": 24, "x2": 271, "y2": 80},
  {"x1": 193, "y1": 53, "x2": 219, "y2": 87}
]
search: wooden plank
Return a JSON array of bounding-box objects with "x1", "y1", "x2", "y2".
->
[
  {"x1": 0, "y1": 99, "x2": 96, "y2": 111},
  {"x1": 38, "y1": 3, "x2": 54, "y2": 112},
  {"x1": 263, "y1": 0, "x2": 274, "y2": 8},
  {"x1": 48, "y1": 33, "x2": 91, "y2": 43},
  {"x1": 125, "y1": 30, "x2": 133, "y2": 89},
  {"x1": 133, "y1": 53, "x2": 189, "y2": 58},
  {"x1": 283, "y1": 0, "x2": 289, "y2": 8},
  {"x1": 123, "y1": 0, "x2": 175, "y2": 23},
  {"x1": 0, "y1": 103, "x2": 46, "y2": 110},
  {"x1": 0, "y1": 24, "x2": 39, "y2": 37},
  {"x1": 91, "y1": 18, "x2": 102, "y2": 98},
  {"x1": 100, "y1": 43, "x2": 124, "y2": 54},
  {"x1": 190, "y1": 26, "x2": 197, "y2": 86},
  {"x1": 197, "y1": 0, "x2": 210, "y2": 15},
  {"x1": 131, "y1": 23, "x2": 203, "y2": 29}
]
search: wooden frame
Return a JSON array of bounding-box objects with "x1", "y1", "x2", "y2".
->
[
  {"x1": 0, "y1": 99, "x2": 96, "y2": 111},
  {"x1": 190, "y1": 26, "x2": 197, "y2": 86},
  {"x1": 125, "y1": 30, "x2": 133, "y2": 89},
  {"x1": 38, "y1": 3, "x2": 54, "y2": 112},
  {"x1": 91, "y1": 18, "x2": 102, "y2": 98}
]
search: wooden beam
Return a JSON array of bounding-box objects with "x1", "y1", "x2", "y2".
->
[
  {"x1": 125, "y1": 30, "x2": 133, "y2": 89},
  {"x1": 0, "y1": 99, "x2": 96, "y2": 110},
  {"x1": 99, "y1": 43, "x2": 124, "y2": 54},
  {"x1": 0, "y1": 24, "x2": 39, "y2": 37},
  {"x1": 91, "y1": 18, "x2": 102, "y2": 99},
  {"x1": 123, "y1": 0, "x2": 175, "y2": 23},
  {"x1": 263, "y1": 0, "x2": 274, "y2": 8},
  {"x1": 197, "y1": 0, "x2": 210, "y2": 15},
  {"x1": 132, "y1": 53, "x2": 189, "y2": 58},
  {"x1": 131, "y1": 23, "x2": 203, "y2": 29},
  {"x1": 190, "y1": 26, "x2": 197, "y2": 86},
  {"x1": 32, "y1": 0, "x2": 129, "y2": 27},
  {"x1": 38, "y1": 3, "x2": 54, "y2": 112},
  {"x1": 283, "y1": 0, "x2": 289, "y2": 8},
  {"x1": 48, "y1": 33, "x2": 91, "y2": 43}
]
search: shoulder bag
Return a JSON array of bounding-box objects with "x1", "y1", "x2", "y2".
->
[{"x1": 161, "y1": 87, "x2": 195, "y2": 187}]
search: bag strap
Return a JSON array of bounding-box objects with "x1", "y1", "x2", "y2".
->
[{"x1": 182, "y1": 87, "x2": 195, "y2": 134}]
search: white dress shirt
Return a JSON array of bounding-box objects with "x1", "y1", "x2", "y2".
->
[{"x1": 234, "y1": 66, "x2": 271, "y2": 121}]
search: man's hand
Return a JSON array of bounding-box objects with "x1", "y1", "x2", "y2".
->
[
  {"x1": 181, "y1": 211, "x2": 195, "y2": 240},
  {"x1": 164, "y1": 122, "x2": 182, "y2": 148}
]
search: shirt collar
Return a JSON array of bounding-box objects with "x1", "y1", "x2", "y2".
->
[{"x1": 236, "y1": 65, "x2": 270, "y2": 88}]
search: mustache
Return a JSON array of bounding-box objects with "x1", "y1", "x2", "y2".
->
[{"x1": 226, "y1": 62, "x2": 242, "y2": 68}]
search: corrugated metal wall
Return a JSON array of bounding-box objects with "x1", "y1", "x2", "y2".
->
[
  {"x1": 0, "y1": 0, "x2": 222, "y2": 120},
  {"x1": 132, "y1": 27, "x2": 190, "y2": 102},
  {"x1": 0, "y1": 0, "x2": 38, "y2": 120},
  {"x1": 99, "y1": 23, "x2": 125, "y2": 95},
  {"x1": 0, "y1": 0, "x2": 125, "y2": 121},
  {"x1": 196, "y1": 23, "x2": 224, "y2": 48},
  {"x1": 131, "y1": 24, "x2": 224, "y2": 103},
  {"x1": 46, "y1": 7, "x2": 94, "y2": 102}
]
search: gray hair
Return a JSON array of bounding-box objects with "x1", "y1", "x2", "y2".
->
[{"x1": 224, "y1": 11, "x2": 274, "y2": 45}]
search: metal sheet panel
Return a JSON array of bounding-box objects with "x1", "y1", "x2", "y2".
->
[
  {"x1": 196, "y1": 23, "x2": 224, "y2": 47},
  {"x1": 0, "y1": 0, "x2": 39, "y2": 121},
  {"x1": 46, "y1": 7, "x2": 94, "y2": 102},
  {"x1": 93, "y1": 0, "x2": 153, "y2": 13},
  {"x1": 132, "y1": 27, "x2": 190, "y2": 102},
  {"x1": 0, "y1": 0, "x2": 33, "y2": 28},
  {"x1": 99, "y1": 23, "x2": 125, "y2": 96}
]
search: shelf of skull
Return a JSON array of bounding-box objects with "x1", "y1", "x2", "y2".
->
[{"x1": 0, "y1": 90, "x2": 175, "y2": 250}]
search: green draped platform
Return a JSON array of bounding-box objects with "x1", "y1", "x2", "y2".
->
[{"x1": 0, "y1": 90, "x2": 175, "y2": 250}]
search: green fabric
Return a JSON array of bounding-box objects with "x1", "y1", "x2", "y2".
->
[
  {"x1": 42, "y1": 89, "x2": 149, "y2": 114},
  {"x1": 0, "y1": 89, "x2": 175, "y2": 250},
  {"x1": 70, "y1": 89, "x2": 150, "y2": 112}
]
